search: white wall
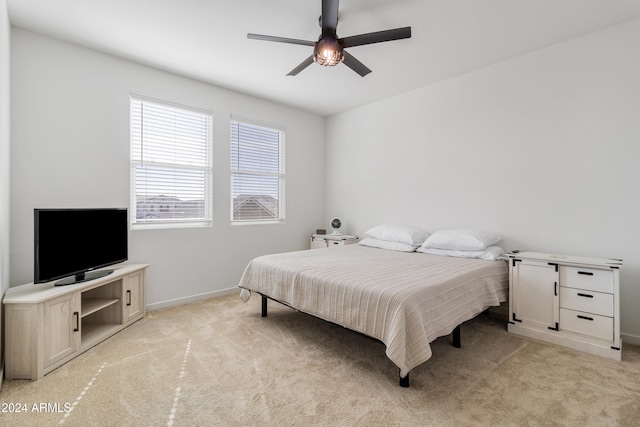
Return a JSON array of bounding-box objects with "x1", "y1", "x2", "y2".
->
[
  {"x1": 326, "y1": 18, "x2": 640, "y2": 343},
  {"x1": 0, "y1": 0, "x2": 11, "y2": 388},
  {"x1": 10, "y1": 28, "x2": 325, "y2": 308}
]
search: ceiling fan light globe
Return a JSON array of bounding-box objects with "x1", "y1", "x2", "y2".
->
[{"x1": 313, "y1": 38, "x2": 344, "y2": 66}]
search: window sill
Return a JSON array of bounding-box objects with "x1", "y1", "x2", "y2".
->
[
  {"x1": 231, "y1": 220, "x2": 285, "y2": 227},
  {"x1": 131, "y1": 220, "x2": 212, "y2": 230}
]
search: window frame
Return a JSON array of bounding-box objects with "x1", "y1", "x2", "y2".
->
[
  {"x1": 130, "y1": 94, "x2": 213, "y2": 230},
  {"x1": 230, "y1": 115, "x2": 286, "y2": 225}
]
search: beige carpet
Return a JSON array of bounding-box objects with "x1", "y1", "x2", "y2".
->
[{"x1": 1, "y1": 293, "x2": 639, "y2": 426}]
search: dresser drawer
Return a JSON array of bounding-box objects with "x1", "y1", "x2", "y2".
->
[
  {"x1": 560, "y1": 308, "x2": 613, "y2": 341},
  {"x1": 559, "y1": 266, "x2": 614, "y2": 293},
  {"x1": 559, "y1": 287, "x2": 613, "y2": 317}
]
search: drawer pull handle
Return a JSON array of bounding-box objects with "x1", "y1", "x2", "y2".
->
[
  {"x1": 577, "y1": 293, "x2": 594, "y2": 298},
  {"x1": 577, "y1": 315, "x2": 594, "y2": 321},
  {"x1": 577, "y1": 271, "x2": 594, "y2": 276},
  {"x1": 73, "y1": 311, "x2": 80, "y2": 332}
]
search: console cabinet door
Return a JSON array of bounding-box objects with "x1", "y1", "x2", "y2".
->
[
  {"x1": 511, "y1": 260, "x2": 559, "y2": 331},
  {"x1": 43, "y1": 292, "x2": 81, "y2": 367},
  {"x1": 124, "y1": 270, "x2": 145, "y2": 322}
]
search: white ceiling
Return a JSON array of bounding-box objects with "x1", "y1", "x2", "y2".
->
[{"x1": 7, "y1": 0, "x2": 640, "y2": 116}]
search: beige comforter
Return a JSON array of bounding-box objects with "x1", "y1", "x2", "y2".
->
[{"x1": 238, "y1": 244, "x2": 508, "y2": 377}]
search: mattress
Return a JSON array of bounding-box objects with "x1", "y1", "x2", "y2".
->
[{"x1": 238, "y1": 244, "x2": 509, "y2": 377}]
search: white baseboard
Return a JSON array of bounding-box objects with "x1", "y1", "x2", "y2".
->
[
  {"x1": 146, "y1": 287, "x2": 240, "y2": 311},
  {"x1": 622, "y1": 332, "x2": 640, "y2": 347}
]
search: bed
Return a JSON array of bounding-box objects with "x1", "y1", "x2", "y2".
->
[{"x1": 238, "y1": 243, "x2": 509, "y2": 387}]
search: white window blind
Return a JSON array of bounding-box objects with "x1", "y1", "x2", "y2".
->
[
  {"x1": 230, "y1": 117, "x2": 285, "y2": 223},
  {"x1": 130, "y1": 95, "x2": 213, "y2": 229}
]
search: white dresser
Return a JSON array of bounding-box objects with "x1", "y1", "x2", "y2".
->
[{"x1": 507, "y1": 251, "x2": 622, "y2": 360}]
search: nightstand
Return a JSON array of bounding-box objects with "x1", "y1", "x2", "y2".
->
[{"x1": 310, "y1": 234, "x2": 358, "y2": 249}]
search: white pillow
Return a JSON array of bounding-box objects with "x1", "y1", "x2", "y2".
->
[
  {"x1": 358, "y1": 237, "x2": 419, "y2": 252},
  {"x1": 364, "y1": 224, "x2": 429, "y2": 245},
  {"x1": 416, "y1": 246, "x2": 505, "y2": 261},
  {"x1": 422, "y1": 229, "x2": 501, "y2": 251}
]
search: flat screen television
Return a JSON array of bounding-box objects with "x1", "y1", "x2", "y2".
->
[{"x1": 34, "y1": 208, "x2": 128, "y2": 286}]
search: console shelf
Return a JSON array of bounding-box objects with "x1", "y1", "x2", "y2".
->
[
  {"x1": 3, "y1": 263, "x2": 148, "y2": 380},
  {"x1": 81, "y1": 298, "x2": 120, "y2": 317},
  {"x1": 81, "y1": 324, "x2": 122, "y2": 349}
]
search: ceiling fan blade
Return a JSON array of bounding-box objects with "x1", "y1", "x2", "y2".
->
[
  {"x1": 340, "y1": 26, "x2": 411, "y2": 48},
  {"x1": 287, "y1": 56, "x2": 315, "y2": 76},
  {"x1": 247, "y1": 33, "x2": 315, "y2": 47},
  {"x1": 321, "y1": 0, "x2": 339, "y2": 36},
  {"x1": 342, "y1": 51, "x2": 372, "y2": 77}
]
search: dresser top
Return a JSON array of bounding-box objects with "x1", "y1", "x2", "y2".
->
[
  {"x1": 312, "y1": 233, "x2": 358, "y2": 241},
  {"x1": 506, "y1": 251, "x2": 622, "y2": 269}
]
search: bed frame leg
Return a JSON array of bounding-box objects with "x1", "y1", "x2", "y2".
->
[
  {"x1": 399, "y1": 325, "x2": 460, "y2": 387},
  {"x1": 261, "y1": 295, "x2": 268, "y2": 317},
  {"x1": 453, "y1": 325, "x2": 461, "y2": 348},
  {"x1": 399, "y1": 371, "x2": 410, "y2": 388}
]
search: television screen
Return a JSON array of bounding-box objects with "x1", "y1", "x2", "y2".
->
[{"x1": 34, "y1": 208, "x2": 128, "y2": 285}]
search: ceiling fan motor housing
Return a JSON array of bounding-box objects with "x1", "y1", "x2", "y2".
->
[{"x1": 314, "y1": 37, "x2": 343, "y2": 66}]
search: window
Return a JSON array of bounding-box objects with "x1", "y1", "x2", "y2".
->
[
  {"x1": 130, "y1": 95, "x2": 213, "y2": 229},
  {"x1": 230, "y1": 116, "x2": 285, "y2": 223}
]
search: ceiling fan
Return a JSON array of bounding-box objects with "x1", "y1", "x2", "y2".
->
[{"x1": 247, "y1": 0, "x2": 411, "y2": 77}]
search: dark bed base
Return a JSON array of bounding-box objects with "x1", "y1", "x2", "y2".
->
[{"x1": 258, "y1": 294, "x2": 463, "y2": 388}]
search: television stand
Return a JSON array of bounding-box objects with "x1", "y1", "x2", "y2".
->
[{"x1": 3, "y1": 263, "x2": 148, "y2": 380}]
